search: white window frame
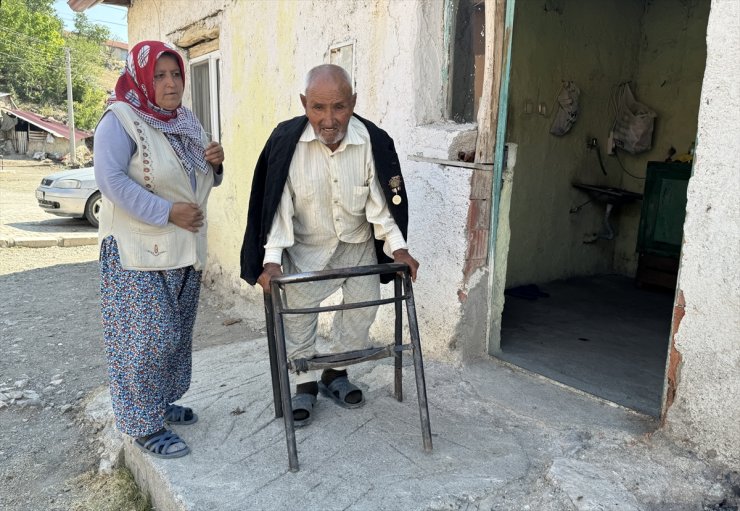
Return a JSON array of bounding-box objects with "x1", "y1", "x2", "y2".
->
[{"x1": 189, "y1": 51, "x2": 221, "y2": 143}]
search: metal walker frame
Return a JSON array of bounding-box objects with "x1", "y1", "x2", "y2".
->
[{"x1": 263, "y1": 262, "x2": 433, "y2": 471}]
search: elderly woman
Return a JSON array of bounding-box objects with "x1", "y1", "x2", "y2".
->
[{"x1": 93, "y1": 40, "x2": 224, "y2": 459}]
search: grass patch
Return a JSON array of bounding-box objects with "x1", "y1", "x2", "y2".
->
[{"x1": 68, "y1": 467, "x2": 152, "y2": 511}]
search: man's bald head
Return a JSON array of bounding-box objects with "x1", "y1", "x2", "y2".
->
[
  {"x1": 300, "y1": 64, "x2": 357, "y2": 151},
  {"x1": 304, "y1": 64, "x2": 353, "y2": 95}
]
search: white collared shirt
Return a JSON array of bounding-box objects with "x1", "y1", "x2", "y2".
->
[{"x1": 263, "y1": 116, "x2": 407, "y2": 271}]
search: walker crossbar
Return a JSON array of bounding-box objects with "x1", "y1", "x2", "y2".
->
[
  {"x1": 279, "y1": 295, "x2": 408, "y2": 315},
  {"x1": 290, "y1": 344, "x2": 408, "y2": 372},
  {"x1": 263, "y1": 262, "x2": 433, "y2": 472},
  {"x1": 272, "y1": 262, "x2": 408, "y2": 284}
]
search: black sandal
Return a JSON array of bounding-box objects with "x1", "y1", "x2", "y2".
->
[
  {"x1": 164, "y1": 404, "x2": 198, "y2": 425},
  {"x1": 319, "y1": 376, "x2": 365, "y2": 409},
  {"x1": 291, "y1": 393, "x2": 317, "y2": 427}
]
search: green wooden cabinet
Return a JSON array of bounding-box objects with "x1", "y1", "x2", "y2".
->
[{"x1": 636, "y1": 161, "x2": 692, "y2": 288}]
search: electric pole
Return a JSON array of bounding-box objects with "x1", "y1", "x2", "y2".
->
[{"x1": 65, "y1": 47, "x2": 76, "y2": 164}]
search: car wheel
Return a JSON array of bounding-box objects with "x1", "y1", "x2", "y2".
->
[{"x1": 85, "y1": 191, "x2": 102, "y2": 228}]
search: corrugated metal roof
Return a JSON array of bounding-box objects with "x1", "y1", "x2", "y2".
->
[
  {"x1": 68, "y1": 0, "x2": 130, "y2": 12},
  {"x1": 106, "y1": 39, "x2": 128, "y2": 50},
  {"x1": 67, "y1": 0, "x2": 102, "y2": 11},
  {"x1": 0, "y1": 107, "x2": 92, "y2": 142}
]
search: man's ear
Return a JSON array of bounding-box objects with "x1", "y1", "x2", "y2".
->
[
  {"x1": 300, "y1": 94, "x2": 307, "y2": 109},
  {"x1": 350, "y1": 93, "x2": 357, "y2": 108}
]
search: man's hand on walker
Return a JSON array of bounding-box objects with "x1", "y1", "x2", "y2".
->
[
  {"x1": 258, "y1": 263, "x2": 283, "y2": 293},
  {"x1": 392, "y1": 249, "x2": 419, "y2": 282}
]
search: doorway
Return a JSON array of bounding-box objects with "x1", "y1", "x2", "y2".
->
[{"x1": 490, "y1": 0, "x2": 710, "y2": 417}]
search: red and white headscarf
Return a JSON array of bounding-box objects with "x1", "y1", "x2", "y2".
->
[{"x1": 111, "y1": 40, "x2": 209, "y2": 175}]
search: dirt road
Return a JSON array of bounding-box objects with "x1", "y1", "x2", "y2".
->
[{"x1": 0, "y1": 158, "x2": 260, "y2": 510}]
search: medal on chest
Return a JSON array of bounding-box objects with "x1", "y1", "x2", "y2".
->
[{"x1": 389, "y1": 175, "x2": 403, "y2": 205}]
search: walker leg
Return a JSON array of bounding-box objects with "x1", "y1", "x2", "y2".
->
[
  {"x1": 263, "y1": 293, "x2": 283, "y2": 418},
  {"x1": 271, "y1": 285, "x2": 299, "y2": 471},
  {"x1": 404, "y1": 275, "x2": 433, "y2": 452},
  {"x1": 394, "y1": 275, "x2": 403, "y2": 402}
]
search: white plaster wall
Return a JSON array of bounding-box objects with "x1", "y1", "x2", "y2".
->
[
  {"x1": 392, "y1": 157, "x2": 471, "y2": 361},
  {"x1": 664, "y1": 0, "x2": 740, "y2": 469},
  {"x1": 125, "y1": 0, "x2": 470, "y2": 360}
]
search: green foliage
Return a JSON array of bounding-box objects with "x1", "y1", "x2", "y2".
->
[
  {"x1": 0, "y1": 0, "x2": 66, "y2": 104},
  {"x1": 74, "y1": 87, "x2": 108, "y2": 131},
  {"x1": 73, "y1": 12, "x2": 110, "y2": 44},
  {"x1": 0, "y1": 0, "x2": 119, "y2": 130},
  {"x1": 64, "y1": 14, "x2": 114, "y2": 130}
]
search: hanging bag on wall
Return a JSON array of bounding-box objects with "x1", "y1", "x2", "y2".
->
[
  {"x1": 611, "y1": 83, "x2": 656, "y2": 154},
  {"x1": 550, "y1": 81, "x2": 580, "y2": 136}
]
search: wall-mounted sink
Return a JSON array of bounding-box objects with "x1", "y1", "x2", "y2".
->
[
  {"x1": 572, "y1": 183, "x2": 643, "y2": 206},
  {"x1": 572, "y1": 183, "x2": 643, "y2": 242}
]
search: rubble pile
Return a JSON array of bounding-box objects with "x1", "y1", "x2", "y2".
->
[{"x1": 0, "y1": 373, "x2": 78, "y2": 413}]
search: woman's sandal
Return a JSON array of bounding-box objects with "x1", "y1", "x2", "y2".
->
[
  {"x1": 135, "y1": 429, "x2": 190, "y2": 459},
  {"x1": 165, "y1": 404, "x2": 198, "y2": 425},
  {"x1": 319, "y1": 376, "x2": 365, "y2": 409},
  {"x1": 291, "y1": 393, "x2": 317, "y2": 427}
]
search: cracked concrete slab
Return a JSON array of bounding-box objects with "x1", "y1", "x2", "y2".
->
[
  {"x1": 546, "y1": 458, "x2": 641, "y2": 510},
  {"x1": 85, "y1": 340, "x2": 738, "y2": 511}
]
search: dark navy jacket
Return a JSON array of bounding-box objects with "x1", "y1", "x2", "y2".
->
[{"x1": 240, "y1": 114, "x2": 409, "y2": 285}]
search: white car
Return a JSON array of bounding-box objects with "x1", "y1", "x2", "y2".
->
[{"x1": 35, "y1": 166, "x2": 101, "y2": 228}]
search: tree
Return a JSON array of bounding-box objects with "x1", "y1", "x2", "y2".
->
[
  {"x1": 65, "y1": 13, "x2": 114, "y2": 129},
  {"x1": 0, "y1": 0, "x2": 66, "y2": 104},
  {"x1": 73, "y1": 86, "x2": 108, "y2": 131},
  {"x1": 0, "y1": 0, "x2": 117, "y2": 130},
  {"x1": 73, "y1": 12, "x2": 110, "y2": 44}
]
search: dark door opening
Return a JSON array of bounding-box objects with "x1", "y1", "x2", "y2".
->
[{"x1": 493, "y1": 0, "x2": 709, "y2": 417}]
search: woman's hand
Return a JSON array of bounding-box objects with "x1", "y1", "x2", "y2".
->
[
  {"x1": 205, "y1": 141, "x2": 225, "y2": 166},
  {"x1": 169, "y1": 202, "x2": 204, "y2": 232}
]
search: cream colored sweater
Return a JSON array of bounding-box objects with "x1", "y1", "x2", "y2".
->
[{"x1": 98, "y1": 102, "x2": 214, "y2": 271}]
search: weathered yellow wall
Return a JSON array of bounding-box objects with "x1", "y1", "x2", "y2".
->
[
  {"x1": 127, "y1": 0, "x2": 302, "y2": 292},
  {"x1": 207, "y1": 0, "x2": 300, "y2": 289},
  {"x1": 125, "y1": 0, "x2": 466, "y2": 360}
]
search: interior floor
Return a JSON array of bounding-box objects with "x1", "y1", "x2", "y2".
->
[{"x1": 498, "y1": 274, "x2": 673, "y2": 416}]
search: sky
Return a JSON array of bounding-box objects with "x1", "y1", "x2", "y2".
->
[{"x1": 53, "y1": 0, "x2": 128, "y2": 43}]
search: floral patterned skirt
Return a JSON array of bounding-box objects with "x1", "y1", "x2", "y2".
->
[{"x1": 99, "y1": 236, "x2": 201, "y2": 437}]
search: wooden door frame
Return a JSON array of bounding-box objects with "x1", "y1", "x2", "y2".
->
[{"x1": 477, "y1": 0, "x2": 516, "y2": 354}]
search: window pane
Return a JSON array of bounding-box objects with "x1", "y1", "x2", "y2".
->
[
  {"x1": 191, "y1": 61, "x2": 212, "y2": 138},
  {"x1": 450, "y1": 0, "x2": 485, "y2": 123}
]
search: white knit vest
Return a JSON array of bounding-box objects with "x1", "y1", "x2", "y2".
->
[{"x1": 98, "y1": 102, "x2": 214, "y2": 271}]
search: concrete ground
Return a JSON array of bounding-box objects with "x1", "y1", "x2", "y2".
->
[
  {"x1": 3, "y1": 158, "x2": 738, "y2": 510},
  {"x1": 88, "y1": 337, "x2": 739, "y2": 510}
]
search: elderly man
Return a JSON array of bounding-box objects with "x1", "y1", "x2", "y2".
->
[{"x1": 240, "y1": 64, "x2": 419, "y2": 426}]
